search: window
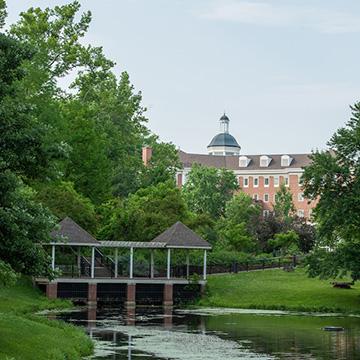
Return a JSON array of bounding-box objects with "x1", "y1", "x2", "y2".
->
[
  {"x1": 263, "y1": 210, "x2": 270, "y2": 217},
  {"x1": 284, "y1": 176, "x2": 289, "y2": 187},
  {"x1": 253, "y1": 177, "x2": 259, "y2": 187},
  {"x1": 243, "y1": 177, "x2": 249, "y2": 187},
  {"x1": 264, "y1": 193, "x2": 269, "y2": 202},
  {"x1": 298, "y1": 192, "x2": 304, "y2": 202},
  {"x1": 264, "y1": 177, "x2": 270, "y2": 187},
  {"x1": 239, "y1": 156, "x2": 250, "y2": 167},
  {"x1": 274, "y1": 176, "x2": 279, "y2": 187},
  {"x1": 281, "y1": 155, "x2": 292, "y2": 167},
  {"x1": 297, "y1": 209, "x2": 305, "y2": 218},
  {"x1": 260, "y1": 155, "x2": 272, "y2": 167},
  {"x1": 253, "y1": 194, "x2": 259, "y2": 201}
]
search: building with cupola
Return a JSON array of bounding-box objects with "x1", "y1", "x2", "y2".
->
[{"x1": 173, "y1": 113, "x2": 316, "y2": 219}]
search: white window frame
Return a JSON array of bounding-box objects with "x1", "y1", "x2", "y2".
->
[
  {"x1": 264, "y1": 193, "x2": 269, "y2": 203},
  {"x1": 243, "y1": 177, "x2": 249, "y2": 188},
  {"x1": 298, "y1": 192, "x2": 304, "y2": 202},
  {"x1": 284, "y1": 176, "x2": 289, "y2": 187},
  {"x1": 264, "y1": 176, "x2": 270, "y2": 187},
  {"x1": 253, "y1": 176, "x2": 259, "y2": 188},
  {"x1": 297, "y1": 209, "x2": 305, "y2": 218},
  {"x1": 253, "y1": 194, "x2": 259, "y2": 201},
  {"x1": 263, "y1": 210, "x2": 270, "y2": 217},
  {"x1": 274, "y1": 175, "x2": 279, "y2": 187}
]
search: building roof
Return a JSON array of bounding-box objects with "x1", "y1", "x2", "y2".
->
[
  {"x1": 207, "y1": 133, "x2": 241, "y2": 148},
  {"x1": 50, "y1": 217, "x2": 100, "y2": 245},
  {"x1": 99, "y1": 241, "x2": 167, "y2": 249},
  {"x1": 179, "y1": 151, "x2": 311, "y2": 171},
  {"x1": 152, "y1": 221, "x2": 212, "y2": 249}
]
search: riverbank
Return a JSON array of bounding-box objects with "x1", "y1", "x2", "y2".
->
[
  {"x1": 199, "y1": 268, "x2": 360, "y2": 313},
  {"x1": 0, "y1": 277, "x2": 93, "y2": 360}
]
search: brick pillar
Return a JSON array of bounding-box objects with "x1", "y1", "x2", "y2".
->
[
  {"x1": 163, "y1": 283, "x2": 173, "y2": 307},
  {"x1": 88, "y1": 283, "x2": 97, "y2": 306},
  {"x1": 163, "y1": 305, "x2": 173, "y2": 328},
  {"x1": 177, "y1": 173, "x2": 183, "y2": 188},
  {"x1": 126, "y1": 305, "x2": 135, "y2": 326},
  {"x1": 46, "y1": 283, "x2": 57, "y2": 299},
  {"x1": 126, "y1": 283, "x2": 136, "y2": 307}
]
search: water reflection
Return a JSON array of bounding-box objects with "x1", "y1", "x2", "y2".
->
[{"x1": 55, "y1": 306, "x2": 360, "y2": 360}]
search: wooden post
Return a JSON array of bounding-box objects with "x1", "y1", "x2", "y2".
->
[
  {"x1": 88, "y1": 283, "x2": 97, "y2": 306},
  {"x1": 91, "y1": 247, "x2": 95, "y2": 279},
  {"x1": 115, "y1": 248, "x2": 118, "y2": 278},
  {"x1": 129, "y1": 247, "x2": 134, "y2": 279},
  {"x1": 51, "y1": 245, "x2": 56, "y2": 271},
  {"x1": 167, "y1": 248, "x2": 171, "y2": 280},
  {"x1": 203, "y1": 250, "x2": 207, "y2": 281},
  {"x1": 150, "y1": 250, "x2": 154, "y2": 279},
  {"x1": 163, "y1": 283, "x2": 173, "y2": 306},
  {"x1": 186, "y1": 250, "x2": 190, "y2": 278}
]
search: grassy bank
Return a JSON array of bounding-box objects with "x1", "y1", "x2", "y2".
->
[
  {"x1": 199, "y1": 268, "x2": 360, "y2": 313},
  {"x1": 0, "y1": 277, "x2": 93, "y2": 360}
]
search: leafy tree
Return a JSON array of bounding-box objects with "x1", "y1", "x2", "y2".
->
[
  {"x1": 268, "y1": 230, "x2": 299, "y2": 255},
  {"x1": 0, "y1": 28, "x2": 60, "y2": 277},
  {"x1": 182, "y1": 164, "x2": 239, "y2": 218},
  {"x1": 217, "y1": 193, "x2": 261, "y2": 252},
  {"x1": 303, "y1": 102, "x2": 360, "y2": 280},
  {"x1": 0, "y1": 260, "x2": 17, "y2": 287},
  {"x1": 273, "y1": 183, "x2": 295, "y2": 222},
  {"x1": 98, "y1": 181, "x2": 188, "y2": 242},
  {"x1": 35, "y1": 181, "x2": 97, "y2": 234},
  {"x1": 0, "y1": 0, "x2": 6, "y2": 29},
  {"x1": 140, "y1": 140, "x2": 181, "y2": 188}
]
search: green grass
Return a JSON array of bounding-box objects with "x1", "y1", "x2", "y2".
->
[
  {"x1": 200, "y1": 268, "x2": 360, "y2": 313},
  {"x1": 0, "y1": 277, "x2": 93, "y2": 360}
]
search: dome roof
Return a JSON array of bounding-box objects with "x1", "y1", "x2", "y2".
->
[
  {"x1": 220, "y1": 113, "x2": 230, "y2": 121},
  {"x1": 207, "y1": 133, "x2": 240, "y2": 148}
]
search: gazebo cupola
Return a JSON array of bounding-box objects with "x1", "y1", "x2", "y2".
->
[{"x1": 207, "y1": 113, "x2": 241, "y2": 156}]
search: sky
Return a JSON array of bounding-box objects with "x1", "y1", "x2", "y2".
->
[{"x1": 6, "y1": 0, "x2": 360, "y2": 155}]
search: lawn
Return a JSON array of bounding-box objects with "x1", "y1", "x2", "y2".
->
[
  {"x1": 199, "y1": 268, "x2": 360, "y2": 313},
  {"x1": 0, "y1": 277, "x2": 93, "y2": 360}
]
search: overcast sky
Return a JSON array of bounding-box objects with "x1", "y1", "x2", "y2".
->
[{"x1": 6, "y1": 0, "x2": 360, "y2": 154}]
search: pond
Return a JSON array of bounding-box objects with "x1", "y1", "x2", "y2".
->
[{"x1": 55, "y1": 306, "x2": 360, "y2": 359}]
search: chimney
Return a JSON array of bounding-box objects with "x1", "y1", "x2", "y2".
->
[{"x1": 142, "y1": 146, "x2": 153, "y2": 166}]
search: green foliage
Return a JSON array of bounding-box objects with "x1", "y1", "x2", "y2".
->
[
  {"x1": 183, "y1": 164, "x2": 239, "y2": 218},
  {"x1": 0, "y1": 0, "x2": 6, "y2": 28},
  {"x1": 217, "y1": 193, "x2": 261, "y2": 252},
  {"x1": 303, "y1": 102, "x2": 360, "y2": 279},
  {"x1": 35, "y1": 181, "x2": 97, "y2": 234},
  {"x1": 269, "y1": 230, "x2": 299, "y2": 255},
  {"x1": 0, "y1": 261, "x2": 17, "y2": 288},
  {"x1": 140, "y1": 140, "x2": 181, "y2": 188},
  {"x1": 98, "y1": 181, "x2": 188, "y2": 242},
  {"x1": 273, "y1": 183, "x2": 295, "y2": 222}
]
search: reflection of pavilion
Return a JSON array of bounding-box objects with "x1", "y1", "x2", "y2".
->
[{"x1": 37, "y1": 217, "x2": 211, "y2": 306}]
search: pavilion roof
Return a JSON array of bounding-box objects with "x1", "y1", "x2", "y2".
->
[
  {"x1": 152, "y1": 221, "x2": 212, "y2": 249},
  {"x1": 50, "y1": 217, "x2": 100, "y2": 246}
]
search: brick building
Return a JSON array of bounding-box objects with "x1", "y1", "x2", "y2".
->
[{"x1": 175, "y1": 114, "x2": 316, "y2": 218}]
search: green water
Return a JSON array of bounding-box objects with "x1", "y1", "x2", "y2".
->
[{"x1": 57, "y1": 307, "x2": 360, "y2": 359}]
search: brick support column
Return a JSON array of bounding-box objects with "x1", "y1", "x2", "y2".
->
[
  {"x1": 88, "y1": 283, "x2": 97, "y2": 306},
  {"x1": 126, "y1": 283, "x2": 136, "y2": 307},
  {"x1": 46, "y1": 283, "x2": 57, "y2": 299},
  {"x1": 163, "y1": 283, "x2": 173, "y2": 307}
]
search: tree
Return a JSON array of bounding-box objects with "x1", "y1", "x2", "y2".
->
[
  {"x1": 273, "y1": 183, "x2": 295, "y2": 222},
  {"x1": 140, "y1": 140, "x2": 181, "y2": 188},
  {"x1": 98, "y1": 181, "x2": 189, "y2": 242},
  {"x1": 268, "y1": 230, "x2": 299, "y2": 255},
  {"x1": 35, "y1": 181, "x2": 97, "y2": 234},
  {"x1": 217, "y1": 193, "x2": 261, "y2": 252},
  {"x1": 302, "y1": 102, "x2": 360, "y2": 280},
  {"x1": 0, "y1": 30, "x2": 58, "y2": 278},
  {"x1": 182, "y1": 164, "x2": 239, "y2": 218}
]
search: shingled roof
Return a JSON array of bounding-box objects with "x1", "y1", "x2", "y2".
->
[
  {"x1": 50, "y1": 217, "x2": 99, "y2": 245},
  {"x1": 179, "y1": 150, "x2": 311, "y2": 171},
  {"x1": 152, "y1": 221, "x2": 212, "y2": 249}
]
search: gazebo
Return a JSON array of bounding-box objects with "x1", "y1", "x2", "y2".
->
[{"x1": 49, "y1": 217, "x2": 211, "y2": 280}]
